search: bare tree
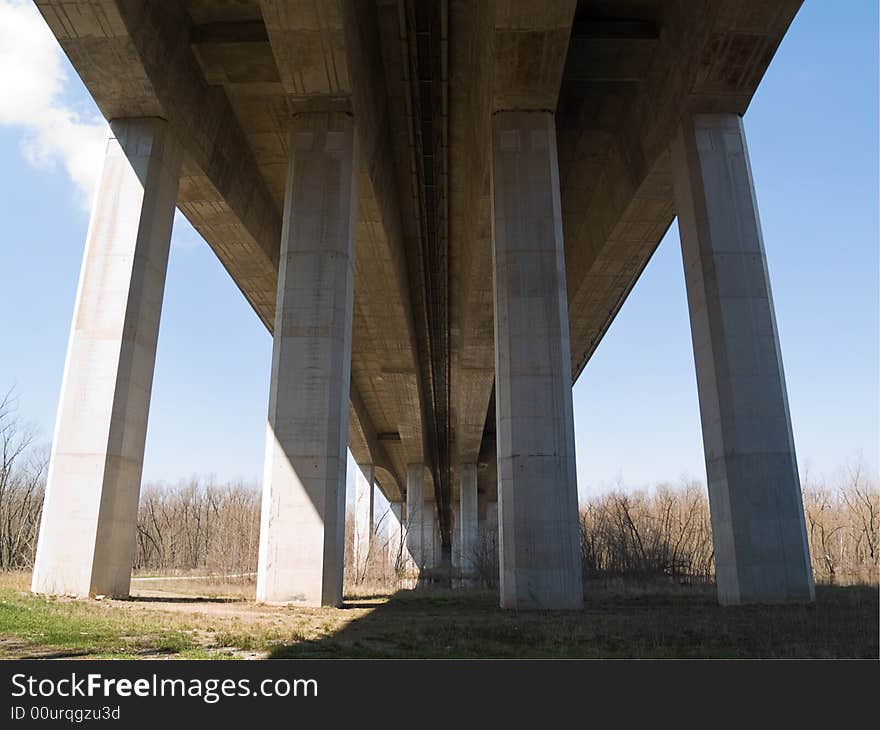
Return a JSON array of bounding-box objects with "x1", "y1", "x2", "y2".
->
[
  {"x1": 133, "y1": 479, "x2": 261, "y2": 574},
  {"x1": 0, "y1": 389, "x2": 47, "y2": 569},
  {"x1": 4, "y1": 387, "x2": 875, "y2": 592}
]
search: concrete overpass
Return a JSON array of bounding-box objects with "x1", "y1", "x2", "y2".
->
[{"x1": 30, "y1": 0, "x2": 814, "y2": 609}]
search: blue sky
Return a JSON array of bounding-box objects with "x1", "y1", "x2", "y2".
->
[{"x1": 0, "y1": 0, "x2": 877, "y2": 505}]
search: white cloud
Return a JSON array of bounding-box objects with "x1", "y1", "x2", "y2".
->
[{"x1": 0, "y1": 0, "x2": 108, "y2": 209}]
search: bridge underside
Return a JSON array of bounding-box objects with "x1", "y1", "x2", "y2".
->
[{"x1": 31, "y1": 0, "x2": 814, "y2": 608}]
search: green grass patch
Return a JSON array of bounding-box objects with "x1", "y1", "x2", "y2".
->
[{"x1": 0, "y1": 587, "x2": 197, "y2": 658}]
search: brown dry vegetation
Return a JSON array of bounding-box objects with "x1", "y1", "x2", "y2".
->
[
  {"x1": 0, "y1": 391, "x2": 46, "y2": 570},
  {"x1": 127, "y1": 470, "x2": 879, "y2": 592},
  {"x1": 2, "y1": 390, "x2": 877, "y2": 587},
  {"x1": 2, "y1": 398, "x2": 879, "y2": 589},
  {"x1": 134, "y1": 481, "x2": 260, "y2": 575},
  {"x1": 1, "y1": 392, "x2": 878, "y2": 658},
  {"x1": 0, "y1": 571, "x2": 876, "y2": 659}
]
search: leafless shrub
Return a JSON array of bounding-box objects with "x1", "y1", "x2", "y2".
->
[
  {"x1": 0, "y1": 389, "x2": 47, "y2": 569},
  {"x1": 2, "y1": 382, "x2": 876, "y2": 593},
  {"x1": 803, "y1": 461, "x2": 879, "y2": 585},
  {"x1": 134, "y1": 479, "x2": 260, "y2": 575},
  {"x1": 343, "y1": 503, "x2": 404, "y2": 593},
  {"x1": 470, "y1": 524, "x2": 499, "y2": 589},
  {"x1": 580, "y1": 481, "x2": 715, "y2": 583},
  {"x1": 581, "y1": 470, "x2": 879, "y2": 587}
]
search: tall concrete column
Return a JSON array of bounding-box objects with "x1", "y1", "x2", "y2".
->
[
  {"x1": 256, "y1": 113, "x2": 358, "y2": 607},
  {"x1": 424, "y1": 512, "x2": 437, "y2": 569},
  {"x1": 31, "y1": 118, "x2": 182, "y2": 598},
  {"x1": 404, "y1": 464, "x2": 424, "y2": 571},
  {"x1": 459, "y1": 464, "x2": 478, "y2": 574},
  {"x1": 353, "y1": 463, "x2": 375, "y2": 579},
  {"x1": 486, "y1": 501, "x2": 499, "y2": 534},
  {"x1": 387, "y1": 501, "x2": 404, "y2": 574},
  {"x1": 491, "y1": 111, "x2": 583, "y2": 610},
  {"x1": 671, "y1": 112, "x2": 814, "y2": 605},
  {"x1": 450, "y1": 503, "x2": 460, "y2": 568}
]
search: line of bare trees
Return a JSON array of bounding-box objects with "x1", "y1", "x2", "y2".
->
[
  {"x1": 134, "y1": 480, "x2": 261, "y2": 574},
  {"x1": 802, "y1": 463, "x2": 879, "y2": 585},
  {"x1": 575, "y1": 470, "x2": 878, "y2": 586},
  {"x1": 1, "y1": 392, "x2": 877, "y2": 586},
  {"x1": 0, "y1": 391, "x2": 47, "y2": 570},
  {"x1": 579, "y1": 481, "x2": 716, "y2": 582}
]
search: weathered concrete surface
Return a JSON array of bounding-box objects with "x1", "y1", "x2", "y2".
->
[
  {"x1": 561, "y1": 1, "x2": 803, "y2": 378},
  {"x1": 491, "y1": 111, "x2": 583, "y2": 610},
  {"x1": 448, "y1": 1, "x2": 576, "y2": 520},
  {"x1": 458, "y1": 463, "x2": 478, "y2": 573},
  {"x1": 672, "y1": 112, "x2": 814, "y2": 605},
  {"x1": 256, "y1": 113, "x2": 357, "y2": 607},
  {"x1": 33, "y1": 0, "x2": 809, "y2": 608},
  {"x1": 34, "y1": 0, "x2": 424, "y2": 503},
  {"x1": 387, "y1": 501, "x2": 404, "y2": 572},
  {"x1": 404, "y1": 463, "x2": 425, "y2": 572},
  {"x1": 353, "y1": 463, "x2": 375, "y2": 579},
  {"x1": 32, "y1": 118, "x2": 182, "y2": 599}
]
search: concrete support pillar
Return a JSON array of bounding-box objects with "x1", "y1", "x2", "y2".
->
[
  {"x1": 459, "y1": 464, "x2": 478, "y2": 574},
  {"x1": 479, "y1": 500, "x2": 499, "y2": 560},
  {"x1": 486, "y1": 501, "x2": 499, "y2": 534},
  {"x1": 256, "y1": 113, "x2": 358, "y2": 607},
  {"x1": 404, "y1": 464, "x2": 424, "y2": 571},
  {"x1": 31, "y1": 119, "x2": 182, "y2": 599},
  {"x1": 354, "y1": 463, "x2": 374, "y2": 580},
  {"x1": 450, "y1": 503, "x2": 459, "y2": 568},
  {"x1": 387, "y1": 501, "x2": 404, "y2": 574},
  {"x1": 490, "y1": 111, "x2": 583, "y2": 610},
  {"x1": 671, "y1": 113, "x2": 814, "y2": 604},
  {"x1": 425, "y1": 510, "x2": 437, "y2": 568}
]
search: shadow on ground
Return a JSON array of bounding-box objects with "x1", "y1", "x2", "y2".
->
[
  {"x1": 266, "y1": 582, "x2": 879, "y2": 659},
  {"x1": 125, "y1": 596, "x2": 239, "y2": 604}
]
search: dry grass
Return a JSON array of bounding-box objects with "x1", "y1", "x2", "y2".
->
[
  {"x1": 130, "y1": 573, "x2": 256, "y2": 600},
  {"x1": 0, "y1": 571, "x2": 876, "y2": 659}
]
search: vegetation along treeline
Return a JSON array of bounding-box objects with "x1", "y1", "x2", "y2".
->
[{"x1": 1, "y1": 391, "x2": 877, "y2": 588}]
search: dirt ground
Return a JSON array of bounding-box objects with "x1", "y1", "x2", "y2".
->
[{"x1": 1, "y1": 572, "x2": 877, "y2": 659}]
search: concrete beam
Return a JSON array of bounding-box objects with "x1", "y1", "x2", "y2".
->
[
  {"x1": 348, "y1": 383, "x2": 401, "y2": 499},
  {"x1": 562, "y1": 0, "x2": 803, "y2": 377},
  {"x1": 32, "y1": 118, "x2": 182, "y2": 598},
  {"x1": 449, "y1": 0, "x2": 494, "y2": 468},
  {"x1": 491, "y1": 1, "x2": 578, "y2": 111},
  {"x1": 672, "y1": 112, "x2": 814, "y2": 604},
  {"x1": 36, "y1": 0, "x2": 423, "y2": 495},
  {"x1": 190, "y1": 24, "x2": 281, "y2": 94},
  {"x1": 259, "y1": 0, "x2": 350, "y2": 96},
  {"x1": 563, "y1": 32, "x2": 658, "y2": 84},
  {"x1": 39, "y1": 0, "x2": 285, "y2": 327},
  {"x1": 260, "y1": 0, "x2": 431, "y2": 484},
  {"x1": 449, "y1": 1, "x2": 577, "y2": 471},
  {"x1": 343, "y1": 0, "x2": 430, "y2": 475}
]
